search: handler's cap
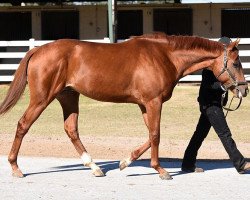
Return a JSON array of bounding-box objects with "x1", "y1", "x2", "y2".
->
[{"x1": 218, "y1": 37, "x2": 232, "y2": 45}]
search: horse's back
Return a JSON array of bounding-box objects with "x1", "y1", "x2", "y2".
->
[
  {"x1": 26, "y1": 39, "x2": 139, "y2": 102},
  {"x1": 66, "y1": 40, "x2": 141, "y2": 102},
  {"x1": 26, "y1": 38, "x2": 174, "y2": 104}
]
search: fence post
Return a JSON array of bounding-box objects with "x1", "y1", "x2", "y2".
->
[{"x1": 29, "y1": 38, "x2": 35, "y2": 50}]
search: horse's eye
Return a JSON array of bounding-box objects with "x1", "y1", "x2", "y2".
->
[{"x1": 233, "y1": 62, "x2": 239, "y2": 68}]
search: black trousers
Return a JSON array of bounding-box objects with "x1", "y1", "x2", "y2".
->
[{"x1": 182, "y1": 105, "x2": 246, "y2": 172}]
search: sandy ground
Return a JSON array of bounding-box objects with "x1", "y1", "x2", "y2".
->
[{"x1": 1, "y1": 134, "x2": 250, "y2": 161}]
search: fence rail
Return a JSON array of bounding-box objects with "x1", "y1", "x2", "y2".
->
[{"x1": 0, "y1": 38, "x2": 250, "y2": 82}]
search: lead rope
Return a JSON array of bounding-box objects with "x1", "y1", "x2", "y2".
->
[{"x1": 224, "y1": 95, "x2": 234, "y2": 118}]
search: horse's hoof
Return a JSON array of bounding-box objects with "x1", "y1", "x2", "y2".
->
[
  {"x1": 92, "y1": 168, "x2": 105, "y2": 177},
  {"x1": 12, "y1": 169, "x2": 24, "y2": 178},
  {"x1": 119, "y1": 160, "x2": 128, "y2": 171},
  {"x1": 119, "y1": 158, "x2": 132, "y2": 170},
  {"x1": 159, "y1": 172, "x2": 172, "y2": 180}
]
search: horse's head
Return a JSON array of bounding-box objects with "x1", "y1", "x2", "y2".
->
[{"x1": 213, "y1": 38, "x2": 248, "y2": 98}]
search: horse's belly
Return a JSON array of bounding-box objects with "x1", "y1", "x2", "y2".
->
[
  {"x1": 69, "y1": 80, "x2": 135, "y2": 103},
  {"x1": 83, "y1": 90, "x2": 134, "y2": 103}
]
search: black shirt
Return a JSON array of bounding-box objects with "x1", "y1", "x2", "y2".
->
[{"x1": 198, "y1": 69, "x2": 228, "y2": 107}]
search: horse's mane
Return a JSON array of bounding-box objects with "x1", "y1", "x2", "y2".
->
[
  {"x1": 131, "y1": 32, "x2": 168, "y2": 40},
  {"x1": 132, "y1": 32, "x2": 223, "y2": 53}
]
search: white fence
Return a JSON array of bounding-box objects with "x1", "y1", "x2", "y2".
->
[{"x1": 0, "y1": 38, "x2": 250, "y2": 82}]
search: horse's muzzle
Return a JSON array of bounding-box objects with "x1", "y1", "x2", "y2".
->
[
  {"x1": 243, "y1": 87, "x2": 249, "y2": 97},
  {"x1": 237, "y1": 85, "x2": 248, "y2": 98}
]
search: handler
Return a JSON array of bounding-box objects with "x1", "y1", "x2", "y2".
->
[{"x1": 181, "y1": 37, "x2": 250, "y2": 174}]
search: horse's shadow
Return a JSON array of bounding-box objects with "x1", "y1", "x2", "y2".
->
[
  {"x1": 24, "y1": 160, "x2": 120, "y2": 177},
  {"x1": 24, "y1": 158, "x2": 250, "y2": 177}
]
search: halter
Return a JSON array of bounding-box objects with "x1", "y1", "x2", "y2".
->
[{"x1": 216, "y1": 45, "x2": 248, "y2": 112}]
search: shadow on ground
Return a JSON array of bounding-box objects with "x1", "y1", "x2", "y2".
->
[{"x1": 24, "y1": 157, "x2": 250, "y2": 177}]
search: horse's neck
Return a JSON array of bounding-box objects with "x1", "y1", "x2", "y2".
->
[{"x1": 172, "y1": 50, "x2": 222, "y2": 77}]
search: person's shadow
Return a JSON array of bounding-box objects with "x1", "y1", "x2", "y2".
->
[{"x1": 24, "y1": 157, "x2": 250, "y2": 177}]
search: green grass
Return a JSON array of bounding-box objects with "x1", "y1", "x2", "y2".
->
[{"x1": 1, "y1": 84, "x2": 250, "y2": 142}]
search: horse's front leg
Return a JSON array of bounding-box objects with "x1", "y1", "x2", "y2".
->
[
  {"x1": 146, "y1": 98, "x2": 172, "y2": 180},
  {"x1": 120, "y1": 98, "x2": 172, "y2": 180},
  {"x1": 119, "y1": 139, "x2": 151, "y2": 170},
  {"x1": 120, "y1": 105, "x2": 151, "y2": 170}
]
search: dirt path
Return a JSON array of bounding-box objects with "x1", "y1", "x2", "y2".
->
[{"x1": 1, "y1": 134, "x2": 249, "y2": 160}]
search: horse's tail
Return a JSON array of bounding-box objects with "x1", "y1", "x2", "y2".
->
[{"x1": 0, "y1": 47, "x2": 38, "y2": 115}]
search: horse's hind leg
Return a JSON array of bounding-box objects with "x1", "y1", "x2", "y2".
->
[
  {"x1": 56, "y1": 88, "x2": 104, "y2": 177},
  {"x1": 8, "y1": 102, "x2": 48, "y2": 177}
]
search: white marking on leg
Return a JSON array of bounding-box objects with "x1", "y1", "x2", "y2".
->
[
  {"x1": 81, "y1": 153, "x2": 92, "y2": 166},
  {"x1": 125, "y1": 157, "x2": 132, "y2": 166},
  {"x1": 81, "y1": 153, "x2": 102, "y2": 175},
  {"x1": 89, "y1": 162, "x2": 101, "y2": 172}
]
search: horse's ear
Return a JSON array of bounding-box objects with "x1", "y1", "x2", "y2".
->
[
  {"x1": 228, "y1": 38, "x2": 240, "y2": 50},
  {"x1": 235, "y1": 38, "x2": 240, "y2": 47}
]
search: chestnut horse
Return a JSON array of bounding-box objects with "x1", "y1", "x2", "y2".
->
[{"x1": 0, "y1": 33, "x2": 248, "y2": 180}]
